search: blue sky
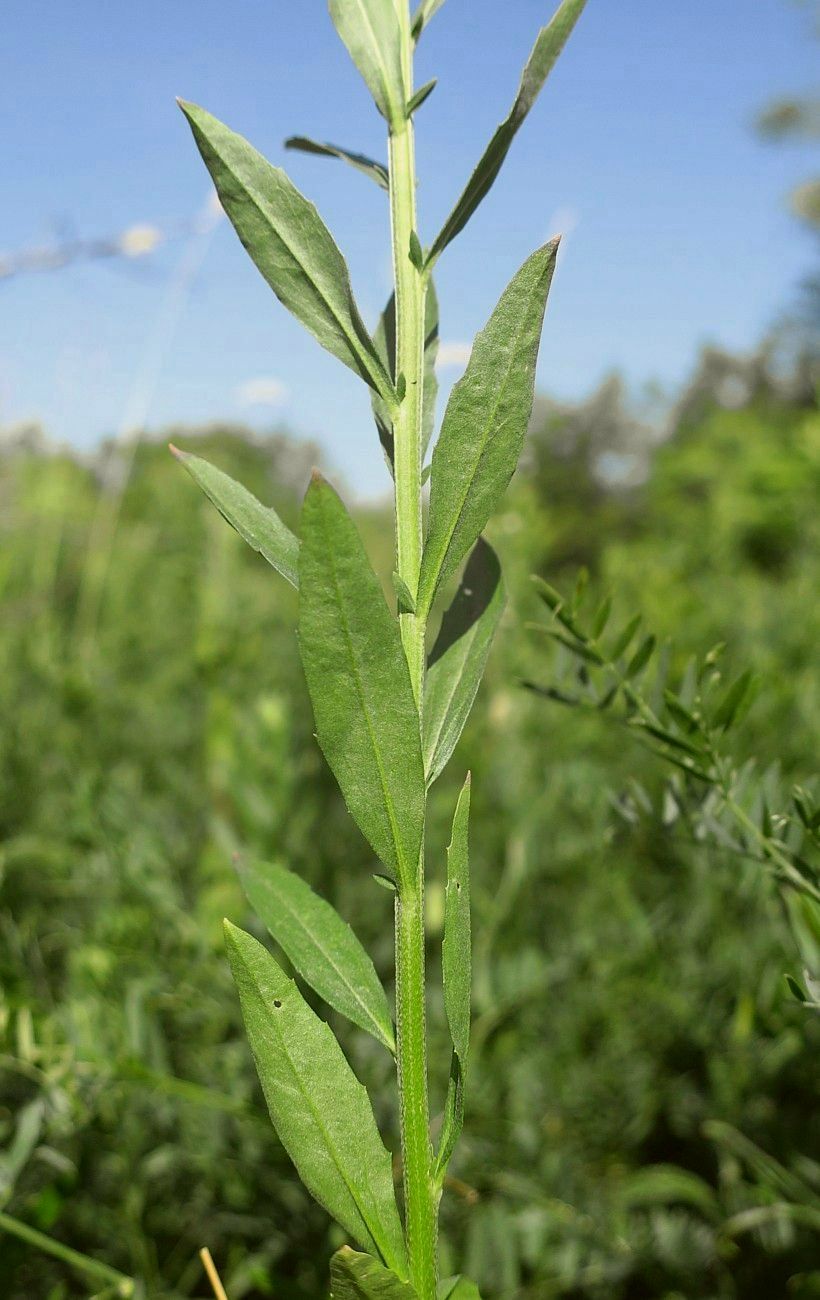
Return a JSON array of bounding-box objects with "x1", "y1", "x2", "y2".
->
[{"x1": 1, "y1": 0, "x2": 817, "y2": 495}]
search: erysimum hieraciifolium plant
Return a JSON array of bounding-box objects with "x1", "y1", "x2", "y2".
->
[{"x1": 172, "y1": 2, "x2": 587, "y2": 1296}]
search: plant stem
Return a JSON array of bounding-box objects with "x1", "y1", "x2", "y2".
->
[
  {"x1": 389, "y1": 6, "x2": 428, "y2": 705},
  {"x1": 395, "y1": 880, "x2": 437, "y2": 1298},
  {"x1": 0, "y1": 1211, "x2": 134, "y2": 1295},
  {"x1": 390, "y1": 7, "x2": 436, "y2": 1297}
]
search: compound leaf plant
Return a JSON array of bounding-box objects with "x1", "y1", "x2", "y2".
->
[{"x1": 173, "y1": 2, "x2": 587, "y2": 1296}]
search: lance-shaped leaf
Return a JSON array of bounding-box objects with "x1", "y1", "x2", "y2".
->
[
  {"x1": 424, "y1": 540, "x2": 505, "y2": 786},
  {"x1": 170, "y1": 446, "x2": 299, "y2": 587},
  {"x1": 427, "y1": 0, "x2": 587, "y2": 264},
  {"x1": 372, "y1": 280, "x2": 440, "y2": 472},
  {"x1": 224, "y1": 923, "x2": 408, "y2": 1278},
  {"x1": 435, "y1": 776, "x2": 471, "y2": 1178},
  {"x1": 411, "y1": 0, "x2": 448, "y2": 43},
  {"x1": 285, "y1": 136, "x2": 389, "y2": 190},
  {"x1": 238, "y1": 858, "x2": 395, "y2": 1053},
  {"x1": 417, "y1": 242, "x2": 557, "y2": 615},
  {"x1": 329, "y1": 0, "x2": 406, "y2": 125},
  {"x1": 330, "y1": 1246, "x2": 418, "y2": 1298},
  {"x1": 179, "y1": 102, "x2": 395, "y2": 403},
  {"x1": 298, "y1": 475, "x2": 425, "y2": 888}
]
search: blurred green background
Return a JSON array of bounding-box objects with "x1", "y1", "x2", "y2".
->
[{"x1": 2, "y1": 2, "x2": 820, "y2": 1297}]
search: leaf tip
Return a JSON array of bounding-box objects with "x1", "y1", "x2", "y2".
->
[{"x1": 168, "y1": 442, "x2": 185, "y2": 460}]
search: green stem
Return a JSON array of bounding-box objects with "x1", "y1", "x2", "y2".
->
[
  {"x1": 389, "y1": 11, "x2": 427, "y2": 705},
  {"x1": 389, "y1": 7, "x2": 437, "y2": 1297},
  {"x1": 395, "y1": 880, "x2": 437, "y2": 1298},
  {"x1": 0, "y1": 1212, "x2": 134, "y2": 1295}
]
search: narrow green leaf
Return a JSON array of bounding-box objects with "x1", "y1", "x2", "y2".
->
[
  {"x1": 329, "y1": 1246, "x2": 418, "y2": 1298},
  {"x1": 298, "y1": 475, "x2": 425, "y2": 889},
  {"x1": 329, "y1": 0, "x2": 406, "y2": 124},
  {"x1": 407, "y1": 79, "x2": 438, "y2": 116},
  {"x1": 443, "y1": 776, "x2": 471, "y2": 1064},
  {"x1": 392, "y1": 571, "x2": 417, "y2": 615},
  {"x1": 411, "y1": 0, "x2": 448, "y2": 42},
  {"x1": 170, "y1": 447, "x2": 300, "y2": 587},
  {"x1": 408, "y1": 231, "x2": 425, "y2": 271},
  {"x1": 418, "y1": 242, "x2": 558, "y2": 613},
  {"x1": 372, "y1": 280, "x2": 439, "y2": 470},
  {"x1": 224, "y1": 923, "x2": 408, "y2": 1277},
  {"x1": 238, "y1": 859, "x2": 395, "y2": 1053},
  {"x1": 434, "y1": 1053, "x2": 464, "y2": 1185},
  {"x1": 591, "y1": 595, "x2": 612, "y2": 638},
  {"x1": 532, "y1": 575, "x2": 564, "y2": 612},
  {"x1": 179, "y1": 102, "x2": 395, "y2": 403},
  {"x1": 625, "y1": 634, "x2": 656, "y2": 679},
  {"x1": 285, "y1": 136, "x2": 389, "y2": 189},
  {"x1": 438, "y1": 1279, "x2": 482, "y2": 1300},
  {"x1": 427, "y1": 0, "x2": 588, "y2": 262},
  {"x1": 435, "y1": 776, "x2": 471, "y2": 1179},
  {"x1": 713, "y1": 669, "x2": 754, "y2": 731},
  {"x1": 424, "y1": 540, "x2": 505, "y2": 786},
  {"x1": 609, "y1": 613, "x2": 642, "y2": 661}
]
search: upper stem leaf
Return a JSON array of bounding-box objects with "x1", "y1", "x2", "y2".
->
[
  {"x1": 435, "y1": 775, "x2": 471, "y2": 1179},
  {"x1": 418, "y1": 242, "x2": 558, "y2": 614},
  {"x1": 179, "y1": 102, "x2": 395, "y2": 404},
  {"x1": 170, "y1": 446, "x2": 300, "y2": 587},
  {"x1": 329, "y1": 1246, "x2": 418, "y2": 1298},
  {"x1": 329, "y1": 0, "x2": 407, "y2": 125},
  {"x1": 285, "y1": 136, "x2": 390, "y2": 190},
  {"x1": 298, "y1": 475, "x2": 425, "y2": 890},
  {"x1": 224, "y1": 923, "x2": 408, "y2": 1278},
  {"x1": 411, "y1": 0, "x2": 448, "y2": 43},
  {"x1": 427, "y1": 0, "x2": 588, "y2": 263},
  {"x1": 238, "y1": 858, "x2": 395, "y2": 1053},
  {"x1": 424, "y1": 539, "x2": 505, "y2": 787}
]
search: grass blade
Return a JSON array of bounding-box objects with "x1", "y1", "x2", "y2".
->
[
  {"x1": 179, "y1": 102, "x2": 395, "y2": 403},
  {"x1": 298, "y1": 474, "x2": 425, "y2": 888},
  {"x1": 225, "y1": 923, "x2": 408, "y2": 1278},
  {"x1": 239, "y1": 858, "x2": 395, "y2": 1053},
  {"x1": 170, "y1": 447, "x2": 300, "y2": 587}
]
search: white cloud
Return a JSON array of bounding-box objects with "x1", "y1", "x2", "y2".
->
[
  {"x1": 436, "y1": 341, "x2": 472, "y2": 372},
  {"x1": 236, "y1": 376, "x2": 289, "y2": 409}
]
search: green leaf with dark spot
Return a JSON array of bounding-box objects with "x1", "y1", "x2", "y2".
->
[
  {"x1": 285, "y1": 136, "x2": 389, "y2": 189},
  {"x1": 170, "y1": 447, "x2": 299, "y2": 587},
  {"x1": 418, "y1": 242, "x2": 558, "y2": 613},
  {"x1": 298, "y1": 475, "x2": 425, "y2": 889},
  {"x1": 224, "y1": 923, "x2": 407, "y2": 1277},
  {"x1": 424, "y1": 540, "x2": 504, "y2": 786},
  {"x1": 179, "y1": 102, "x2": 395, "y2": 403},
  {"x1": 427, "y1": 0, "x2": 588, "y2": 262},
  {"x1": 329, "y1": 1246, "x2": 418, "y2": 1298},
  {"x1": 238, "y1": 859, "x2": 395, "y2": 1053},
  {"x1": 329, "y1": 0, "x2": 406, "y2": 124}
]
